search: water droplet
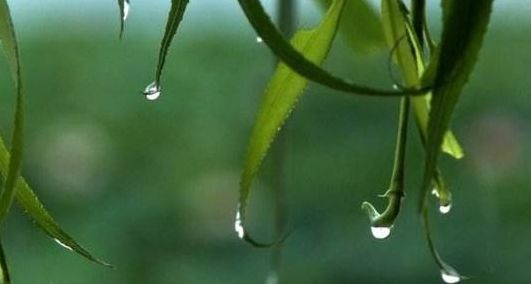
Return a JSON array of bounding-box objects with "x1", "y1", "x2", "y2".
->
[
  {"x1": 53, "y1": 238, "x2": 73, "y2": 251},
  {"x1": 392, "y1": 84, "x2": 399, "y2": 90},
  {"x1": 256, "y1": 36, "x2": 263, "y2": 43},
  {"x1": 123, "y1": 0, "x2": 130, "y2": 21},
  {"x1": 234, "y1": 210, "x2": 245, "y2": 239},
  {"x1": 370, "y1": 226, "x2": 391, "y2": 239},
  {"x1": 441, "y1": 271, "x2": 461, "y2": 283},
  {"x1": 143, "y1": 81, "x2": 161, "y2": 101},
  {"x1": 431, "y1": 188, "x2": 440, "y2": 198},
  {"x1": 439, "y1": 204, "x2": 452, "y2": 214}
]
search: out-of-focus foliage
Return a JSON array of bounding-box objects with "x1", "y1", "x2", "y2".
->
[{"x1": 0, "y1": 1, "x2": 529, "y2": 284}]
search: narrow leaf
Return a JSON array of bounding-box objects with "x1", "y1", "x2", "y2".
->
[
  {"x1": 420, "y1": 0, "x2": 494, "y2": 210},
  {"x1": 237, "y1": 0, "x2": 427, "y2": 97},
  {"x1": 238, "y1": 0, "x2": 344, "y2": 246},
  {"x1": 117, "y1": 0, "x2": 130, "y2": 39},
  {"x1": 0, "y1": 0, "x2": 24, "y2": 224},
  {"x1": 422, "y1": 206, "x2": 464, "y2": 282},
  {"x1": 144, "y1": 0, "x2": 188, "y2": 98},
  {"x1": 0, "y1": 137, "x2": 111, "y2": 267},
  {"x1": 381, "y1": 0, "x2": 463, "y2": 159},
  {"x1": 315, "y1": 0, "x2": 385, "y2": 54}
]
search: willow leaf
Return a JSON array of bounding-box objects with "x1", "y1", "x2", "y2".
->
[
  {"x1": 0, "y1": 239, "x2": 9, "y2": 284},
  {"x1": 238, "y1": 0, "x2": 344, "y2": 246},
  {"x1": 422, "y1": 206, "x2": 464, "y2": 282},
  {"x1": 153, "y1": 0, "x2": 188, "y2": 87},
  {"x1": 117, "y1": 0, "x2": 130, "y2": 39},
  {"x1": 315, "y1": 0, "x2": 385, "y2": 54},
  {"x1": 420, "y1": 0, "x2": 494, "y2": 210},
  {"x1": 237, "y1": 0, "x2": 427, "y2": 97},
  {"x1": 0, "y1": 138, "x2": 111, "y2": 267},
  {"x1": 0, "y1": 0, "x2": 24, "y2": 225},
  {"x1": 381, "y1": 0, "x2": 463, "y2": 159}
]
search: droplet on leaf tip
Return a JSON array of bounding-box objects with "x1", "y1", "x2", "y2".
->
[
  {"x1": 441, "y1": 270, "x2": 461, "y2": 283},
  {"x1": 439, "y1": 204, "x2": 452, "y2": 214},
  {"x1": 123, "y1": 1, "x2": 130, "y2": 21},
  {"x1": 234, "y1": 210, "x2": 244, "y2": 239},
  {"x1": 370, "y1": 226, "x2": 391, "y2": 239},
  {"x1": 143, "y1": 81, "x2": 161, "y2": 101}
]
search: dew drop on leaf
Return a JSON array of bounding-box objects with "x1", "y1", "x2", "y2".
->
[
  {"x1": 370, "y1": 226, "x2": 391, "y2": 239},
  {"x1": 439, "y1": 204, "x2": 452, "y2": 214},
  {"x1": 143, "y1": 82, "x2": 161, "y2": 101},
  {"x1": 256, "y1": 36, "x2": 263, "y2": 43},
  {"x1": 53, "y1": 238, "x2": 73, "y2": 252},
  {"x1": 123, "y1": 0, "x2": 130, "y2": 21},
  {"x1": 441, "y1": 270, "x2": 461, "y2": 283},
  {"x1": 234, "y1": 209, "x2": 244, "y2": 239}
]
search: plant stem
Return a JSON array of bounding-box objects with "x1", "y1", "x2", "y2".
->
[{"x1": 411, "y1": 0, "x2": 425, "y2": 48}]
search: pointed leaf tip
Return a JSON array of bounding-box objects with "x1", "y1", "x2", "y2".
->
[{"x1": 0, "y1": 0, "x2": 25, "y2": 226}]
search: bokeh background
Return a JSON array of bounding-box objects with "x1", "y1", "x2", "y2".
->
[{"x1": 0, "y1": 0, "x2": 530, "y2": 283}]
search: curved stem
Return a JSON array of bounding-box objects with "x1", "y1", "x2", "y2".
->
[
  {"x1": 237, "y1": 0, "x2": 430, "y2": 97},
  {"x1": 362, "y1": 97, "x2": 409, "y2": 227}
]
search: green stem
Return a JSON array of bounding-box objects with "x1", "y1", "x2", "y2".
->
[
  {"x1": 411, "y1": 0, "x2": 425, "y2": 48},
  {"x1": 362, "y1": 96, "x2": 409, "y2": 227}
]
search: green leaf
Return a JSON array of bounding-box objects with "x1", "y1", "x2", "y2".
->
[
  {"x1": 422, "y1": 206, "x2": 464, "y2": 282},
  {"x1": 315, "y1": 0, "x2": 385, "y2": 54},
  {"x1": 237, "y1": 0, "x2": 427, "y2": 97},
  {"x1": 0, "y1": 239, "x2": 10, "y2": 284},
  {"x1": 0, "y1": 137, "x2": 111, "y2": 267},
  {"x1": 419, "y1": 0, "x2": 494, "y2": 210},
  {"x1": 117, "y1": 0, "x2": 130, "y2": 39},
  {"x1": 237, "y1": 0, "x2": 344, "y2": 246},
  {"x1": 0, "y1": 0, "x2": 25, "y2": 225},
  {"x1": 381, "y1": 0, "x2": 463, "y2": 159},
  {"x1": 144, "y1": 0, "x2": 188, "y2": 97}
]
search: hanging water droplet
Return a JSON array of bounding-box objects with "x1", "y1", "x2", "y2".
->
[
  {"x1": 123, "y1": 0, "x2": 131, "y2": 21},
  {"x1": 439, "y1": 203, "x2": 452, "y2": 214},
  {"x1": 256, "y1": 36, "x2": 263, "y2": 43},
  {"x1": 441, "y1": 270, "x2": 461, "y2": 283},
  {"x1": 370, "y1": 226, "x2": 391, "y2": 239},
  {"x1": 53, "y1": 238, "x2": 73, "y2": 252},
  {"x1": 143, "y1": 81, "x2": 161, "y2": 101},
  {"x1": 234, "y1": 210, "x2": 245, "y2": 239}
]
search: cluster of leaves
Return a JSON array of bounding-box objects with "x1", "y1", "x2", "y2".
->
[{"x1": 0, "y1": 0, "x2": 493, "y2": 283}]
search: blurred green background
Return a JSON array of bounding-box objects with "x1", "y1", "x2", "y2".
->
[{"x1": 0, "y1": 1, "x2": 530, "y2": 283}]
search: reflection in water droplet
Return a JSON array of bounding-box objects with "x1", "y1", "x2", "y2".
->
[
  {"x1": 439, "y1": 204, "x2": 452, "y2": 214},
  {"x1": 54, "y1": 238, "x2": 73, "y2": 251},
  {"x1": 370, "y1": 226, "x2": 391, "y2": 239},
  {"x1": 143, "y1": 81, "x2": 161, "y2": 101},
  {"x1": 123, "y1": 0, "x2": 130, "y2": 21},
  {"x1": 392, "y1": 84, "x2": 399, "y2": 90},
  {"x1": 256, "y1": 36, "x2": 263, "y2": 43},
  {"x1": 431, "y1": 188, "x2": 440, "y2": 198},
  {"x1": 234, "y1": 210, "x2": 245, "y2": 239},
  {"x1": 441, "y1": 271, "x2": 461, "y2": 283}
]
